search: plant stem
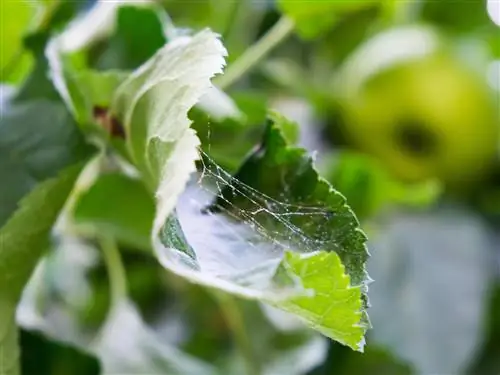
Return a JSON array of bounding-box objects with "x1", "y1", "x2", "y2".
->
[
  {"x1": 99, "y1": 235, "x2": 127, "y2": 307},
  {"x1": 213, "y1": 292, "x2": 260, "y2": 375},
  {"x1": 216, "y1": 16, "x2": 295, "y2": 90}
]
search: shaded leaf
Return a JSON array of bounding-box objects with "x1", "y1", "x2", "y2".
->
[
  {"x1": 0, "y1": 164, "x2": 89, "y2": 375},
  {"x1": 92, "y1": 4, "x2": 168, "y2": 70},
  {"x1": 0, "y1": 100, "x2": 90, "y2": 226},
  {"x1": 277, "y1": 0, "x2": 380, "y2": 39},
  {"x1": 94, "y1": 300, "x2": 216, "y2": 375},
  {"x1": 20, "y1": 328, "x2": 100, "y2": 375},
  {"x1": 0, "y1": 71, "x2": 93, "y2": 374},
  {"x1": 368, "y1": 206, "x2": 494, "y2": 373},
  {"x1": 324, "y1": 151, "x2": 441, "y2": 219},
  {"x1": 74, "y1": 173, "x2": 155, "y2": 252}
]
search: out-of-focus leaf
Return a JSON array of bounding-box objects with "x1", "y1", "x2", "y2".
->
[
  {"x1": 0, "y1": 100, "x2": 90, "y2": 226},
  {"x1": 368, "y1": 206, "x2": 494, "y2": 374},
  {"x1": 74, "y1": 173, "x2": 155, "y2": 252},
  {"x1": 15, "y1": 33, "x2": 62, "y2": 102},
  {"x1": 336, "y1": 345, "x2": 412, "y2": 375},
  {"x1": 217, "y1": 300, "x2": 327, "y2": 375},
  {"x1": 18, "y1": 237, "x2": 212, "y2": 374},
  {"x1": 156, "y1": 112, "x2": 370, "y2": 350},
  {"x1": 0, "y1": 164, "x2": 89, "y2": 375},
  {"x1": 17, "y1": 236, "x2": 101, "y2": 340},
  {"x1": 196, "y1": 86, "x2": 243, "y2": 122},
  {"x1": 47, "y1": 37, "x2": 128, "y2": 125},
  {"x1": 467, "y1": 284, "x2": 500, "y2": 375},
  {"x1": 0, "y1": 52, "x2": 93, "y2": 372},
  {"x1": 0, "y1": 0, "x2": 36, "y2": 83},
  {"x1": 94, "y1": 300, "x2": 216, "y2": 375},
  {"x1": 55, "y1": 0, "x2": 154, "y2": 53},
  {"x1": 149, "y1": 282, "x2": 327, "y2": 375},
  {"x1": 323, "y1": 151, "x2": 441, "y2": 219},
  {"x1": 92, "y1": 5, "x2": 168, "y2": 70},
  {"x1": 421, "y1": 0, "x2": 494, "y2": 33},
  {"x1": 277, "y1": 0, "x2": 380, "y2": 39},
  {"x1": 20, "y1": 328, "x2": 101, "y2": 375},
  {"x1": 47, "y1": 4, "x2": 166, "y2": 126}
]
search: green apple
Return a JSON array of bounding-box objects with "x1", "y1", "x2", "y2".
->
[{"x1": 336, "y1": 26, "x2": 498, "y2": 187}]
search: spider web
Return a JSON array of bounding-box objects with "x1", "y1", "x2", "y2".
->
[{"x1": 158, "y1": 147, "x2": 361, "y2": 294}]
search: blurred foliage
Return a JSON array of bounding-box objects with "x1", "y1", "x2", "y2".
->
[
  {"x1": 20, "y1": 328, "x2": 100, "y2": 375},
  {"x1": 1, "y1": 0, "x2": 500, "y2": 374}
]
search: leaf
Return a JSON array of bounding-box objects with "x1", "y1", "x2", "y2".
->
[
  {"x1": 367, "y1": 206, "x2": 494, "y2": 374},
  {"x1": 111, "y1": 28, "x2": 227, "y2": 195},
  {"x1": 91, "y1": 4, "x2": 168, "y2": 70},
  {"x1": 0, "y1": 100, "x2": 90, "y2": 227},
  {"x1": 0, "y1": 87, "x2": 93, "y2": 374},
  {"x1": 46, "y1": 0, "x2": 174, "y2": 128},
  {"x1": 217, "y1": 300, "x2": 328, "y2": 375},
  {"x1": 155, "y1": 112, "x2": 369, "y2": 350},
  {"x1": 54, "y1": 0, "x2": 155, "y2": 53},
  {"x1": 467, "y1": 286, "x2": 500, "y2": 375},
  {"x1": 18, "y1": 236, "x2": 214, "y2": 374},
  {"x1": 20, "y1": 328, "x2": 101, "y2": 375},
  {"x1": 0, "y1": 165, "x2": 88, "y2": 375},
  {"x1": 323, "y1": 151, "x2": 441, "y2": 219},
  {"x1": 196, "y1": 86, "x2": 243, "y2": 122},
  {"x1": 48, "y1": 45, "x2": 128, "y2": 128},
  {"x1": 74, "y1": 173, "x2": 155, "y2": 252},
  {"x1": 0, "y1": 0, "x2": 36, "y2": 83},
  {"x1": 94, "y1": 300, "x2": 217, "y2": 375},
  {"x1": 14, "y1": 33, "x2": 62, "y2": 102},
  {"x1": 277, "y1": 0, "x2": 380, "y2": 39}
]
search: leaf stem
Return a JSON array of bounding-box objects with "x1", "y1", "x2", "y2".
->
[
  {"x1": 216, "y1": 16, "x2": 295, "y2": 90},
  {"x1": 213, "y1": 292, "x2": 260, "y2": 375},
  {"x1": 99, "y1": 235, "x2": 127, "y2": 307}
]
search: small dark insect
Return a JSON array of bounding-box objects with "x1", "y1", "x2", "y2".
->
[{"x1": 93, "y1": 106, "x2": 126, "y2": 139}]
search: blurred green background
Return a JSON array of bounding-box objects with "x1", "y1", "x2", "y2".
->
[{"x1": 2, "y1": 0, "x2": 500, "y2": 374}]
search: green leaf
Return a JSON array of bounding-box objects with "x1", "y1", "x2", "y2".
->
[
  {"x1": 323, "y1": 151, "x2": 441, "y2": 219},
  {"x1": 274, "y1": 251, "x2": 365, "y2": 348},
  {"x1": 20, "y1": 328, "x2": 101, "y2": 375},
  {"x1": 368, "y1": 206, "x2": 494, "y2": 373},
  {"x1": 74, "y1": 173, "x2": 155, "y2": 252},
  {"x1": 0, "y1": 0, "x2": 36, "y2": 83},
  {"x1": 53, "y1": 0, "x2": 155, "y2": 53},
  {"x1": 94, "y1": 300, "x2": 217, "y2": 375},
  {"x1": 277, "y1": 0, "x2": 380, "y2": 39},
  {"x1": 111, "y1": 28, "x2": 227, "y2": 189},
  {"x1": 92, "y1": 5, "x2": 168, "y2": 70},
  {"x1": 0, "y1": 100, "x2": 90, "y2": 226},
  {"x1": 155, "y1": 112, "x2": 369, "y2": 350},
  {"x1": 0, "y1": 91, "x2": 93, "y2": 374},
  {"x1": 0, "y1": 164, "x2": 88, "y2": 375},
  {"x1": 14, "y1": 33, "x2": 62, "y2": 103},
  {"x1": 217, "y1": 300, "x2": 328, "y2": 375},
  {"x1": 47, "y1": 43, "x2": 128, "y2": 126}
]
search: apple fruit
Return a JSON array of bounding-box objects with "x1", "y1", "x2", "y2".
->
[{"x1": 336, "y1": 26, "x2": 498, "y2": 187}]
